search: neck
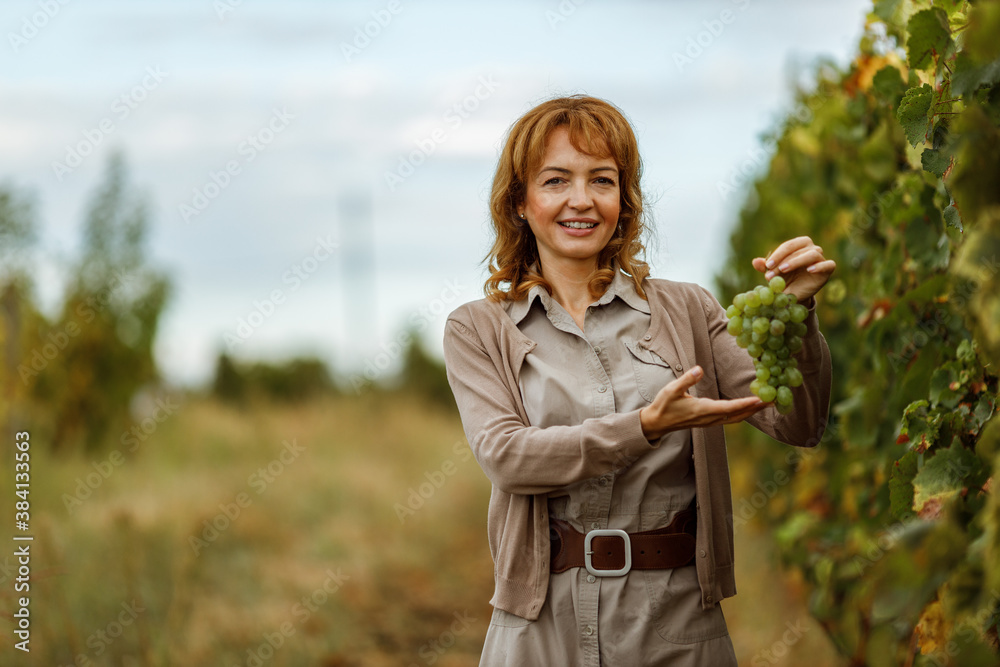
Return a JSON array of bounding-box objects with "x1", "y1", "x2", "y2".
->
[{"x1": 538, "y1": 255, "x2": 604, "y2": 313}]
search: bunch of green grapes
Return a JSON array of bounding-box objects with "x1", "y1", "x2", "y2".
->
[{"x1": 725, "y1": 275, "x2": 809, "y2": 414}]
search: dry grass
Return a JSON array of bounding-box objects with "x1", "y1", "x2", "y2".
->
[{"x1": 0, "y1": 394, "x2": 844, "y2": 666}]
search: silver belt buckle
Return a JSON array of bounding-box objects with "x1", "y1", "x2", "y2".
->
[{"x1": 584, "y1": 529, "x2": 631, "y2": 577}]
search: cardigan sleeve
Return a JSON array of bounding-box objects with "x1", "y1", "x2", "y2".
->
[
  {"x1": 698, "y1": 285, "x2": 833, "y2": 448},
  {"x1": 442, "y1": 316, "x2": 659, "y2": 495}
]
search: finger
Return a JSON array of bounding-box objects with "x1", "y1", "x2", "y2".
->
[
  {"x1": 805, "y1": 258, "x2": 837, "y2": 275},
  {"x1": 764, "y1": 236, "x2": 813, "y2": 271},
  {"x1": 665, "y1": 365, "x2": 704, "y2": 398},
  {"x1": 696, "y1": 395, "x2": 764, "y2": 419},
  {"x1": 766, "y1": 246, "x2": 825, "y2": 279}
]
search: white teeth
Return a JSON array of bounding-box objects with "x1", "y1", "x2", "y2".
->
[{"x1": 560, "y1": 221, "x2": 597, "y2": 229}]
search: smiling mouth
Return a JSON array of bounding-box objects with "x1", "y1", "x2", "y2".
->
[{"x1": 558, "y1": 221, "x2": 598, "y2": 229}]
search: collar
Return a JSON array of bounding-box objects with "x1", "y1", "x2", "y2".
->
[{"x1": 506, "y1": 261, "x2": 650, "y2": 325}]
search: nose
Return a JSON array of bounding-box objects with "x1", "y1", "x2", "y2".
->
[{"x1": 567, "y1": 178, "x2": 593, "y2": 210}]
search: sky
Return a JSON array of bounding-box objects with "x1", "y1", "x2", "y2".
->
[{"x1": 0, "y1": 0, "x2": 873, "y2": 387}]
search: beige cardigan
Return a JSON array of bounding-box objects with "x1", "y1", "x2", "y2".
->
[{"x1": 442, "y1": 277, "x2": 832, "y2": 620}]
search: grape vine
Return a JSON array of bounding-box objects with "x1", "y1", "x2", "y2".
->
[{"x1": 716, "y1": 1, "x2": 1000, "y2": 664}]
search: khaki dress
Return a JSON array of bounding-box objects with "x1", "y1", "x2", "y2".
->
[{"x1": 480, "y1": 270, "x2": 738, "y2": 667}]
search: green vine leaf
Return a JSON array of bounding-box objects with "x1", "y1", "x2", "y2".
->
[
  {"x1": 897, "y1": 84, "x2": 934, "y2": 147},
  {"x1": 906, "y1": 8, "x2": 954, "y2": 71},
  {"x1": 921, "y1": 148, "x2": 952, "y2": 177},
  {"x1": 912, "y1": 438, "x2": 978, "y2": 518}
]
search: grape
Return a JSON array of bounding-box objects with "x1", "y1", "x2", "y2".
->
[
  {"x1": 724, "y1": 278, "x2": 807, "y2": 416},
  {"x1": 776, "y1": 386, "x2": 793, "y2": 406}
]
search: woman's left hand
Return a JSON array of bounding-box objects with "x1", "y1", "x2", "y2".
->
[{"x1": 752, "y1": 236, "x2": 836, "y2": 304}]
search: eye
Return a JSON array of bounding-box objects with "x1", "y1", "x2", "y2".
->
[
  {"x1": 595, "y1": 176, "x2": 616, "y2": 185},
  {"x1": 543, "y1": 177, "x2": 564, "y2": 186}
]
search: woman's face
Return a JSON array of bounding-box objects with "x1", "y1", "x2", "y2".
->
[{"x1": 518, "y1": 125, "x2": 621, "y2": 271}]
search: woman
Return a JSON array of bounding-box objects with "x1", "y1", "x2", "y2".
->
[{"x1": 442, "y1": 95, "x2": 834, "y2": 666}]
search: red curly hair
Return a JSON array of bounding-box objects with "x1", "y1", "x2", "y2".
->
[{"x1": 483, "y1": 95, "x2": 651, "y2": 302}]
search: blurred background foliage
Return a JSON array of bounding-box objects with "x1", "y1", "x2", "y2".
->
[
  {"x1": 718, "y1": 0, "x2": 1000, "y2": 664},
  {"x1": 1, "y1": 0, "x2": 999, "y2": 665}
]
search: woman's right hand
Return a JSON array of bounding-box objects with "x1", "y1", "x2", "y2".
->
[{"x1": 638, "y1": 365, "x2": 770, "y2": 441}]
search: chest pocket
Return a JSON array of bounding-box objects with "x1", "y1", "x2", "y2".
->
[{"x1": 623, "y1": 339, "x2": 677, "y2": 403}]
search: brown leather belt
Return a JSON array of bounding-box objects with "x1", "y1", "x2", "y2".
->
[{"x1": 549, "y1": 508, "x2": 697, "y2": 576}]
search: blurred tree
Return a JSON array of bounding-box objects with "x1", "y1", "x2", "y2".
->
[
  {"x1": 397, "y1": 327, "x2": 455, "y2": 411},
  {"x1": 21, "y1": 152, "x2": 171, "y2": 453},
  {"x1": 210, "y1": 353, "x2": 335, "y2": 404},
  {"x1": 211, "y1": 352, "x2": 247, "y2": 405},
  {"x1": 0, "y1": 186, "x2": 46, "y2": 445}
]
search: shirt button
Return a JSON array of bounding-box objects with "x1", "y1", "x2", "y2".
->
[
  {"x1": 584, "y1": 625, "x2": 594, "y2": 636},
  {"x1": 587, "y1": 574, "x2": 596, "y2": 583},
  {"x1": 591, "y1": 522, "x2": 600, "y2": 530},
  {"x1": 700, "y1": 549, "x2": 707, "y2": 557},
  {"x1": 705, "y1": 595, "x2": 714, "y2": 604},
  {"x1": 675, "y1": 364, "x2": 683, "y2": 371},
  {"x1": 643, "y1": 334, "x2": 652, "y2": 341},
  {"x1": 598, "y1": 477, "x2": 608, "y2": 486},
  {"x1": 594, "y1": 346, "x2": 602, "y2": 354},
  {"x1": 597, "y1": 385, "x2": 607, "y2": 393}
]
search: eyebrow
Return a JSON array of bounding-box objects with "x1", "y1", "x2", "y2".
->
[{"x1": 538, "y1": 166, "x2": 618, "y2": 175}]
